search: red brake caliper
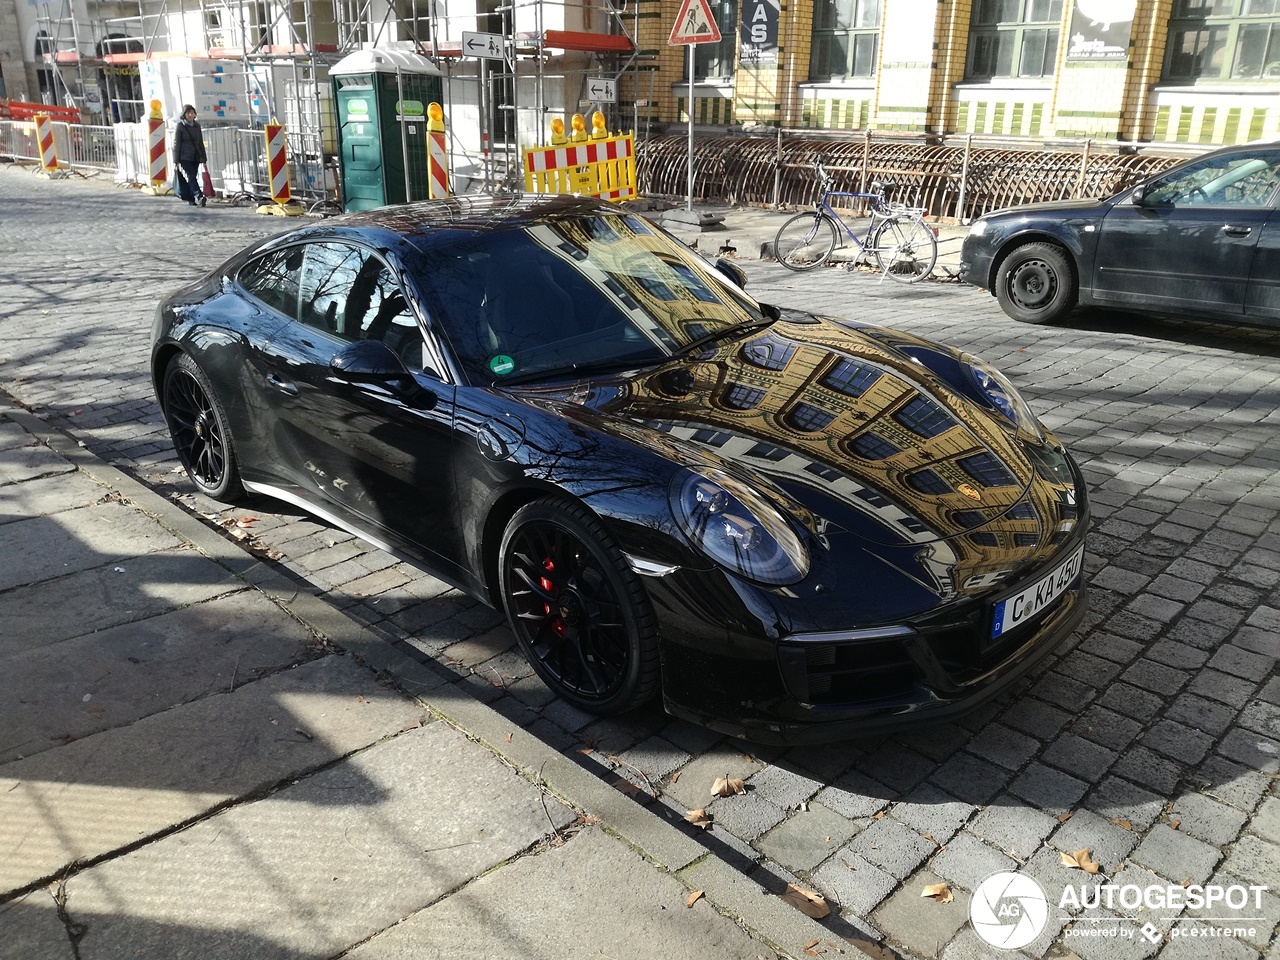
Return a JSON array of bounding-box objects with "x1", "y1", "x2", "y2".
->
[{"x1": 541, "y1": 557, "x2": 565, "y2": 634}]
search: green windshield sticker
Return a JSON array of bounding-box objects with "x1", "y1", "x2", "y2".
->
[{"x1": 490, "y1": 355, "x2": 515, "y2": 376}]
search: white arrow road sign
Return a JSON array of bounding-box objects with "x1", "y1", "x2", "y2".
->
[
  {"x1": 461, "y1": 31, "x2": 505, "y2": 59},
  {"x1": 587, "y1": 78, "x2": 617, "y2": 103}
]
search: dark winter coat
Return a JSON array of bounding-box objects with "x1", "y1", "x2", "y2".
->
[{"x1": 174, "y1": 119, "x2": 207, "y2": 165}]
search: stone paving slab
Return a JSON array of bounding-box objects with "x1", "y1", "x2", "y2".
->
[
  {"x1": 0, "y1": 458, "x2": 106, "y2": 523},
  {"x1": 0, "y1": 894, "x2": 75, "y2": 960},
  {"x1": 61, "y1": 721, "x2": 574, "y2": 960},
  {"x1": 344, "y1": 825, "x2": 777, "y2": 960},
  {"x1": 0, "y1": 590, "x2": 316, "y2": 763},
  {"x1": 0, "y1": 654, "x2": 423, "y2": 895},
  {"x1": 0, "y1": 499, "x2": 183, "y2": 592},
  {"x1": 0, "y1": 547, "x2": 244, "y2": 658}
]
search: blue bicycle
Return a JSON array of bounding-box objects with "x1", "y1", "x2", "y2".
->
[{"x1": 773, "y1": 158, "x2": 938, "y2": 283}]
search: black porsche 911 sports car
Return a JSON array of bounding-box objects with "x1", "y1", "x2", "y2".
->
[{"x1": 152, "y1": 194, "x2": 1089, "y2": 744}]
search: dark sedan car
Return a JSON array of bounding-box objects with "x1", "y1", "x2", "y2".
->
[
  {"x1": 153, "y1": 195, "x2": 1088, "y2": 743},
  {"x1": 961, "y1": 141, "x2": 1280, "y2": 326}
]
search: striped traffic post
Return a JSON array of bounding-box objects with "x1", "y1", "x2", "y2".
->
[
  {"x1": 256, "y1": 121, "x2": 303, "y2": 216},
  {"x1": 33, "y1": 113, "x2": 63, "y2": 177},
  {"x1": 140, "y1": 99, "x2": 170, "y2": 195},
  {"x1": 427, "y1": 102, "x2": 450, "y2": 200}
]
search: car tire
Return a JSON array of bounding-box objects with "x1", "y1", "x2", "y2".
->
[
  {"x1": 498, "y1": 497, "x2": 660, "y2": 715},
  {"x1": 161, "y1": 353, "x2": 245, "y2": 502},
  {"x1": 995, "y1": 242, "x2": 1077, "y2": 324}
]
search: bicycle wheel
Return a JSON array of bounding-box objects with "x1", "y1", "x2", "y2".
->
[
  {"x1": 871, "y1": 215, "x2": 938, "y2": 284},
  {"x1": 773, "y1": 212, "x2": 839, "y2": 271}
]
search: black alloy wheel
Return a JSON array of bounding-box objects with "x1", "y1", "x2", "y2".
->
[
  {"x1": 499, "y1": 498, "x2": 659, "y2": 715},
  {"x1": 995, "y1": 241, "x2": 1078, "y2": 324},
  {"x1": 162, "y1": 353, "x2": 243, "y2": 501}
]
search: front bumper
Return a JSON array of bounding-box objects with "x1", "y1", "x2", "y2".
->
[{"x1": 958, "y1": 232, "x2": 998, "y2": 290}]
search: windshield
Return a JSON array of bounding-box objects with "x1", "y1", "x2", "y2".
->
[{"x1": 408, "y1": 213, "x2": 767, "y2": 384}]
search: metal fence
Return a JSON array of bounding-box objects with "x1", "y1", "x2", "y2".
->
[
  {"x1": 636, "y1": 133, "x2": 1191, "y2": 221},
  {"x1": 2, "y1": 119, "x2": 332, "y2": 206}
]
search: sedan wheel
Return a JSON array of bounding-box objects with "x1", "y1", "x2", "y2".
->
[
  {"x1": 162, "y1": 353, "x2": 243, "y2": 501},
  {"x1": 499, "y1": 498, "x2": 660, "y2": 715},
  {"x1": 995, "y1": 242, "x2": 1078, "y2": 325}
]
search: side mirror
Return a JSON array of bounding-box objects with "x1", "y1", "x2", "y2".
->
[
  {"x1": 331, "y1": 339, "x2": 409, "y2": 383},
  {"x1": 330, "y1": 340, "x2": 436, "y2": 409},
  {"x1": 1130, "y1": 183, "x2": 1148, "y2": 206},
  {"x1": 715, "y1": 258, "x2": 748, "y2": 288}
]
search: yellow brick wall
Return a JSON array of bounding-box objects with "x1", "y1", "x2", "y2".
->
[{"x1": 630, "y1": 0, "x2": 1278, "y2": 145}]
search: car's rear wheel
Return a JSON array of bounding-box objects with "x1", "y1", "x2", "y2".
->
[
  {"x1": 498, "y1": 498, "x2": 659, "y2": 715},
  {"x1": 162, "y1": 353, "x2": 244, "y2": 502},
  {"x1": 995, "y1": 242, "x2": 1077, "y2": 324}
]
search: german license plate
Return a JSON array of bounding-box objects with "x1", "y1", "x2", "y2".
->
[{"x1": 990, "y1": 545, "x2": 1084, "y2": 640}]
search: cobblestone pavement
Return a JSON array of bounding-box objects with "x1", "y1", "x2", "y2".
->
[{"x1": 2, "y1": 166, "x2": 1278, "y2": 960}]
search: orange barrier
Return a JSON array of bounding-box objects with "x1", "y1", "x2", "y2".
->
[
  {"x1": 0, "y1": 99, "x2": 80, "y2": 123},
  {"x1": 427, "y1": 102, "x2": 449, "y2": 200},
  {"x1": 140, "y1": 100, "x2": 171, "y2": 196},
  {"x1": 33, "y1": 114, "x2": 67, "y2": 179}
]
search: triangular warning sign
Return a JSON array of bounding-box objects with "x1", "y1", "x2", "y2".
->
[{"x1": 670, "y1": 0, "x2": 722, "y2": 45}]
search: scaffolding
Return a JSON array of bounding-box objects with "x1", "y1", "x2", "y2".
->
[{"x1": 32, "y1": 0, "x2": 652, "y2": 195}]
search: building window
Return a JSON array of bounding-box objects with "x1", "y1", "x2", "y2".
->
[
  {"x1": 1165, "y1": 1, "x2": 1280, "y2": 80},
  {"x1": 741, "y1": 334, "x2": 797, "y2": 370},
  {"x1": 747, "y1": 442, "x2": 790, "y2": 461},
  {"x1": 786, "y1": 403, "x2": 837, "y2": 433},
  {"x1": 682, "y1": 0, "x2": 739, "y2": 80},
  {"x1": 810, "y1": 0, "x2": 882, "y2": 81},
  {"x1": 850, "y1": 432, "x2": 900, "y2": 460},
  {"x1": 907, "y1": 469, "x2": 952, "y2": 495},
  {"x1": 960, "y1": 452, "x2": 1018, "y2": 488},
  {"x1": 691, "y1": 429, "x2": 732, "y2": 446},
  {"x1": 722, "y1": 382, "x2": 765, "y2": 410},
  {"x1": 894, "y1": 396, "x2": 953, "y2": 439},
  {"x1": 805, "y1": 461, "x2": 843, "y2": 482},
  {"x1": 821, "y1": 356, "x2": 881, "y2": 397},
  {"x1": 966, "y1": 0, "x2": 1063, "y2": 80}
]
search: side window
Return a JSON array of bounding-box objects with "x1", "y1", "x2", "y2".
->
[
  {"x1": 1143, "y1": 151, "x2": 1280, "y2": 207},
  {"x1": 237, "y1": 245, "x2": 305, "y2": 318},
  {"x1": 296, "y1": 242, "x2": 424, "y2": 367}
]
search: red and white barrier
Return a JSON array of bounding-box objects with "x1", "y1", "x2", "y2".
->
[
  {"x1": 427, "y1": 102, "x2": 449, "y2": 200},
  {"x1": 34, "y1": 114, "x2": 62, "y2": 175}
]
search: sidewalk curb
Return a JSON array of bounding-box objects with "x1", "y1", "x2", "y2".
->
[{"x1": 6, "y1": 404, "x2": 856, "y2": 960}]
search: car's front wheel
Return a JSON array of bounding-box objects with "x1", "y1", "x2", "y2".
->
[
  {"x1": 995, "y1": 242, "x2": 1077, "y2": 324},
  {"x1": 161, "y1": 353, "x2": 244, "y2": 502},
  {"x1": 498, "y1": 498, "x2": 660, "y2": 715}
]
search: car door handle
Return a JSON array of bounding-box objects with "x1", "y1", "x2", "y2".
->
[
  {"x1": 266, "y1": 372, "x2": 299, "y2": 397},
  {"x1": 1222, "y1": 225, "x2": 1252, "y2": 238}
]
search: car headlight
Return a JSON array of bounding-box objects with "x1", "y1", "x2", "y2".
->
[
  {"x1": 968, "y1": 218, "x2": 989, "y2": 237},
  {"x1": 963, "y1": 355, "x2": 1044, "y2": 440},
  {"x1": 670, "y1": 469, "x2": 810, "y2": 585}
]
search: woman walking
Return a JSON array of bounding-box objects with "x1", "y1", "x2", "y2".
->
[{"x1": 173, "y1": 105, "x2": 207, "y2": 207}]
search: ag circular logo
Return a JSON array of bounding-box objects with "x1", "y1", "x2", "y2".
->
[{"x1": 970, "y1": 871, "x2": 1049, "y2": 950}]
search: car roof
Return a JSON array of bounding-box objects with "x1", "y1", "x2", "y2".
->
[{"x1": 273, "y1": 194, "x2": 626, "y2": 255}]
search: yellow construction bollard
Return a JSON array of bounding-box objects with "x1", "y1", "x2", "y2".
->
[
  {"x1": 257, "y1": 119, "x2": 304, "y2": 216},
  {"x1": 140, "y1": 99, "x2": 171, "y2": 195},
  {"x1": 590, "y1": 112, "x2": 609, "y2": 140},
  {"x1": 549, "y1": 117, "x2": 567, "y2": 146},
  {"x1": 33, "y1": 112, "x2": 67, "y2": 179},
  {"x1": 427, "y1": 101, "x2": 450, "y2": 200},
  {"x1": 570, "y1": 114, "x2": 588, "y2": 143}
]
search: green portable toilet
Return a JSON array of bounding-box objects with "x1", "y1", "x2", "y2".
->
[{"x1": 331, "y1": 49, "x2": 444, "y2": 212}]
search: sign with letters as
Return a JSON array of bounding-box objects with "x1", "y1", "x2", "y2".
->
[{"x1": 739, "y1": 0, "x2": 779, "y2": 64}]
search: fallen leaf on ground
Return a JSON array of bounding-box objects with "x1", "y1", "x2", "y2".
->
[
  {"x1": 1061, "y1": 848, "x2": 1101, "y2": 874},
  {"x1": 1109, "y1": 818, "x2": 1132, "y2": 831},
  {"x1": 236, "y1": 516, "x2": 260, "y2": 528},
  {"x1": 685, "y1": 808, "x2": 713, "y2": 829},
  {"x1": 503, "y1": 732, "x2": 513, "y2": 743},
  {"x1": 782, "y1": 884, "x2": 831, "y2": 919},
  {"x1": 921, "y1": 882, "x2": 953, "y2": 903},
  {"x1": 1170, "y1": 820, "x2": 1181, "y2": 830},
  {"x1": 578, "y1": 747, "x2": 594, "y2": 756},
  {"x1": 872, "y1": 810, "x2": 886, "y2": 820},
  {"x1": 711, "y1": 776, "x2": 746, "y2": 798},
  {"x1": 671, "y1": 770, "x2": 682, "y2": 783},
  {"x1": 686, "y1": 890, "x2": 704, "y2": 908},
  {"x1": 1057, "y1": 812, "x2": 1074, "y2": 823}
]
